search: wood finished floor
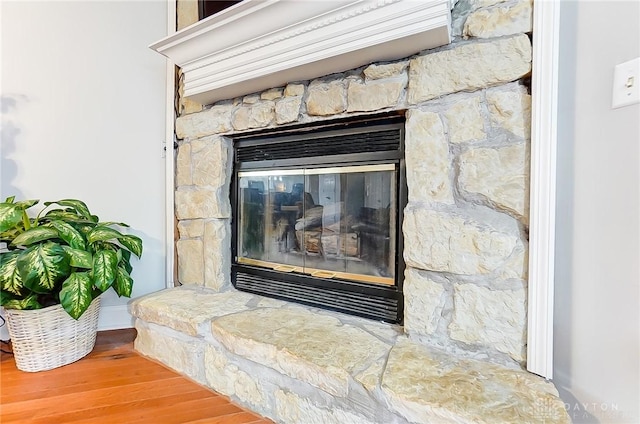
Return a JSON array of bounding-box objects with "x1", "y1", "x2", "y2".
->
[{"x1": 0, "y1": 328, "x2": 273, "y2": 424}]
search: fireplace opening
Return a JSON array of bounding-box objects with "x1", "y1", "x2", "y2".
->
[{"x1": 231, "y1": 115, "x2": 407, "y2": 323}]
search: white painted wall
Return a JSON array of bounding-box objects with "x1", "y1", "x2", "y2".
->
[
  {"x1": 1, "y1": 1, "x2": 168, "y2": 330},
  {"x1": 554, "y1": 1, "x2": 639, "y2": 422}
]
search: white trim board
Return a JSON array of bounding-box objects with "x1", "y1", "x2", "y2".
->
[
  {"x1": 527, "y1": 0, "x2": 560, "y2": 379},
  {"x1": 164, "y1": 0, "x2": 177, "y2": 289}
]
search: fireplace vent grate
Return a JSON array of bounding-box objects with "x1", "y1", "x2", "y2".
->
[
  {"x1": 236, "y1": 129, "x2": 401, "y2": 163},
  {"x1": 234, "y1": 271, "x2": 399, "y2": 323}
]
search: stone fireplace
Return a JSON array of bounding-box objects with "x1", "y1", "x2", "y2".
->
[
  {"x1": 168, "y1": 34, "x2": 534, "y2": 363},
  {"x1": 130, "y1": 0, "x2": 569, "y2": 422}
]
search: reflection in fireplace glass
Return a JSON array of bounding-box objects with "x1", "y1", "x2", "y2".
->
[{"x1": 237, "y1": 164, "x2": 396, "y2": 285}]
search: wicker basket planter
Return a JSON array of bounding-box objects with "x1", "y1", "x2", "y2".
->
[{"x1": 5, "y1": 297, "x2": 101, "y2": 372}]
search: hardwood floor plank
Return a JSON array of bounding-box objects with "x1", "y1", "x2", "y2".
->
[
  {"x1": 185, "y1": 411, "x2": 273, "y2": 424},
  {"x1": 1, "y1": 356, "x2": 175, "y2": 391},
  {"x1": 28, "y1": 389, "x2": 225, "y2": 424},
  {"x1": 2, "y1": 367, "x2": 180, "y2": 403},
  {"x1": 125, "y1": 399, "x2": 245, "y2": 424},
  {"x1": 2, "y1": 377, "x2": 203, "y2": 421},
  {"x1": 67, "y1": 397, "x2": 247, "y2": 424},
  {"x1": 0, "y1": 329, "x2": 273, "y2": 424},
  {"x1": 1, "y1": 352, "x2": 143, "y2": 382}
]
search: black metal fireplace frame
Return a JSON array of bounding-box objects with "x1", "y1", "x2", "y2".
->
[{"x1": 230, "y1": 114, "x2": 407, "y2": 323}]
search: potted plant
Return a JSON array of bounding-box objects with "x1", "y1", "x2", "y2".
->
[{"x1": 0, "y1": 197, "x2": 142, "y2": 371}]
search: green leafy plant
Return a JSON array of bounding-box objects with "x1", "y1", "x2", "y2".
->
[{"x1": 0, "y1": 197, "x2": 142, "y2": 319}]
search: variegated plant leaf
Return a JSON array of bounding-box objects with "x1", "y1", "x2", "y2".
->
[
  {"x1": 17, "y1": 242, "x2": 70, "y2": 293},
  {"x1": 0, "y1": 226, "x2": 25, "y2": 244},
  {"x1": 0, "y1": 250, "x2": 24, "y2": 295},
  {"x1": 119, "y1": 249, "x2": 133, "y2": 274},
  {"x1": 42, "y1": 209, "x2": 94, "y2": 224},
  {"x1": 100, "y1": 221, "x2": 130, "y2": 228},
  {"x1": 113, "y1": 266, "x2": 133, "y2": 297},
  {"x1": 60, "y1": 272, "x2": 93, "y2": 319},
  {"x1": 75, "y1": 224, "x2": 96, "y2": 236},
  {"x1": 61, "y1": 246, "x2": 93, "y2": 269},
  {"x1": 0, "y1": 289, "x2": 17, "y2": 305},
  {"x1": 92, "y1": 249, "x2": 118, "y2": 291},
  {"x1": 118, "y1": 234, "x2": 143, "y2": 258},
  {"x1": 44, "y1": 199, "x2": 92, "y2": 220},
  {"x1": 11, "y1": 227, "x2": 58, "y2": 247},
  {"x1": 1, "y1": 292, "x2": 41, "y2": 310},
  {"x1": 47, "y1": 220, "x2": 87, "y2": 250},
  {"x1": 87, "y1": 226, "x2": 123, "y2": 244},
  {"x1": 14, "y1": 199, "x2": 39, "y2": 210},
  {"x1": 0, "y1": 202, "x2": 23, "y2": 233}
]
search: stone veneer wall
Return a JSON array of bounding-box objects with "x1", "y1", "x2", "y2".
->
[{"x1": 172, "y1": 0, "x2": 534, "y2": 366}]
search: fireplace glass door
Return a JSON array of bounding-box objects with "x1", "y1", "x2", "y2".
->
[{"x1": 237, "y1": 164, "x2": 396, "y2": 285}]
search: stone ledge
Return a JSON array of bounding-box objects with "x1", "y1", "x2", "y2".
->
[{"x1": 130, "y1": 286, "x2": 569, "y2": 424}]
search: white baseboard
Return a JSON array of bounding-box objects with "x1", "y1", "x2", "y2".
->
[{"x1": 98, "y1": 304, "x2": 134, "y2": 331}]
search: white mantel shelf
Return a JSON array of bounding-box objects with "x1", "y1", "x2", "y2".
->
[{"x1": 150, "y1": 0, "x2": 452, "y2": 106}]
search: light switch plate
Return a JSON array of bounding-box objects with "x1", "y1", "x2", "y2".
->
[{"x1": 612, "y1": 57, "x2": 640, "y2": 109}]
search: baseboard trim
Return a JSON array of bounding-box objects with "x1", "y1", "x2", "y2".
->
[{"x1": 98, "y1": 304, "x2": 134, "y2": 331}]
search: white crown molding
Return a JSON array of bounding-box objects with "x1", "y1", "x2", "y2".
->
[{"x1": 150, "y1": 0, "x2": 451, "y2": 105}]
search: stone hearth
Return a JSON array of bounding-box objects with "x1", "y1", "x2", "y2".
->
[
  {"x1": 131, "y1": 286, "x2": 568, "y2": 423},
  {"x1": 132, "y1": 0, "x2": 571, "y2": 422}
]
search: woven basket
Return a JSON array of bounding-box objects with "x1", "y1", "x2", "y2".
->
[{"x1": 5, "y1": 297, "x2": 101, "y2": 372}]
